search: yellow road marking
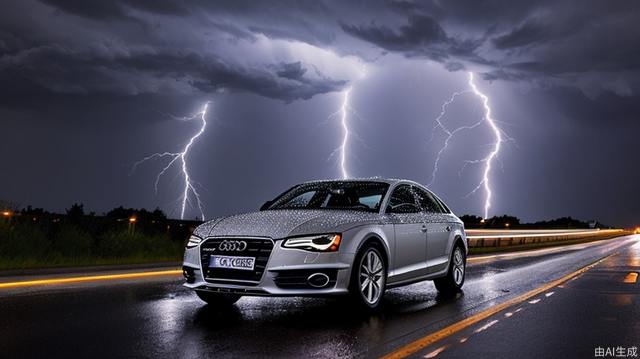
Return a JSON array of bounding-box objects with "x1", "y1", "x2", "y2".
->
[
  {"x1": 381, "y1": 254, "x2": 614, "y2": 359},
  {"x1": 0, "y1": 269, "x2": 182, "y2": 289},
  {"x1": 623, "y1": 272, "x2": 638, "y2": 283}
]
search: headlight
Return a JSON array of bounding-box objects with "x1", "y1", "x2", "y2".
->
[
  {"x1": 186, "y1": 234, "x2": 202, "y2": 248},
  {"x1": 282, "y1": 234, "x2": 342, "y2": 252}
]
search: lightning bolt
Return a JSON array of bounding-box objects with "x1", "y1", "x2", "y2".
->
[
  {"x1": 427, "y1": 90, "x2": 483, "y2": 187},
  {"x1": 467, "y1": 72, "x2": 503, "y2": 220},
  {"x1": 428, "y1": 72, "x2": 507, "y2": 220},
  {"x1": 339, "y1": 88, "x2": 352, "y2": 179},
  {"x1": 132, "y1": 102, "x2": 209, "y2": 220},
  {"x1": 327, "y1": 87, "x2": 355, "y2": 179}
]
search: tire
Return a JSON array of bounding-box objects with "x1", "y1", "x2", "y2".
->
[
  {"x1": 195, "y1": 291, "x2": 241, "y2": 306},
  {"x1": 349, "y1": 244, "x2": 387, "y2": 310},
  {"x1": 433, "y1": 242, "x2": 466, "y2": 295}
]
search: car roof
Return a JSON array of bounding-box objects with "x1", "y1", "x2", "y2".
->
[{"x1": 300, "y1": 177, "x2": 428, "y2": 188}]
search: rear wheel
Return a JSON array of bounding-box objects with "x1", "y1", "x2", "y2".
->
[
  {"x1": 195, "y1": 291, "x2": 241, "y2": 306},
  {"x1": 349, "y1": 245, "x2": 387, "y2": 310},
  {"x1": 434, "y1": 243, "x2": 466, "y2": 295}
]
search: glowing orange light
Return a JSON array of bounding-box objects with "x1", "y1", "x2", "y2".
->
[
  {"x1": 329, "y1": 234, "x2": 342, "y2": 252},
  {"x1": 623, "y1": 272, "x2": 638, "y2": 283},
  {"x1": 505, "y1": 223, "x2": 510, "y2": 228},
  {"x1": 480, "y1": 219, "x2": 485, "y2": 224},
  {"x1": 0, "y1": 269, "x2": 182, "y2": 289},
  {"x1": 2, "y1": 211, "x2": 11, "y2": 217},
  {"x1": 129, "y1": 217, "x2": 137, "y2": 223}
]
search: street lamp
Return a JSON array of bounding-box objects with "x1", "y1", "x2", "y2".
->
[{"x1": 128, "y1": 216, "x2": 137, "y2": 234}]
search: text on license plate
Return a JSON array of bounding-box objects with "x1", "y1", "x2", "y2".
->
[{"x1": 209, "y1": 255, "x2": 255, "y2": 271}]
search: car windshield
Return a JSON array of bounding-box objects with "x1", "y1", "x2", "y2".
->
[{"x1": 267, "y1": 181, "x2": 390, "y2": 212}]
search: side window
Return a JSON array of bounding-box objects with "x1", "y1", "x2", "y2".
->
[
  {"x1": 413, "y1": 186, "x2": 445, "y2": 213},
  {"x1": 433, "y1": 196, "x2": 451, "y2": 214},
  {"x1": 386, "y1": 185, "x2": 420, "y2": 214}
]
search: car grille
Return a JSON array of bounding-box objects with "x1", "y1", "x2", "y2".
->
[{"x1": 200, "y1": 237, "x2": 274, "y2": 286}]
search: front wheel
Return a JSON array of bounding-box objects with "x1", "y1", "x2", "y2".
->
[
  {"x1": 349, "y1": 245, "x2": 387, "y2": 310},
  {"x1": 434, "y1": 243, "x2": 466, "y2": 295},
  {"x1": 195, "y1": 291, "x2": 241, "y2": 306}
]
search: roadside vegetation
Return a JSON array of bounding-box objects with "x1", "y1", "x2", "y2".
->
[
  {"x1": 460, "y1": 214, "x2": 607, "y2": 229},
  {"x1": 0, "y1": 203, "x2": 200, "y2": 270},
  {"x1": 0, "y1": 201, "x2": 613, "y2": 271}
]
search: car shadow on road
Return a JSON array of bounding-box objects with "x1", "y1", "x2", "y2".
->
[{"x1": 191, "y1": 283, "x2": 465, "y2": 330}]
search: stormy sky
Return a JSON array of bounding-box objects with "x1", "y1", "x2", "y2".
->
[{"x1": 1, "y1": 0, "x2": 639, "y2": 226}]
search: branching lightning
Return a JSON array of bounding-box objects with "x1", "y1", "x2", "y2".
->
[
  {"x1": 429, "y1": 72, "x2": 508, "y2": 219},
  {"x1": 132, "y1": 102, "x2": 209, "y2": 220},
  {"x1": 427, "y1": 90, "x2": 484, "y2": 187}
]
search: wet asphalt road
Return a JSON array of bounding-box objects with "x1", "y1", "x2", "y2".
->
[
  {"x1": 406, "y1": 239, "x2": 640, "y2": 359},
  {"x1": 1, "y1": 235, "x2": 638, "y2": 359}
]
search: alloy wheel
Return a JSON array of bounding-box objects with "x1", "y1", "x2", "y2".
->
[
  {"x1": 359, "y1": 249, "x2": 385, "y2": 304},
  {"x1": 453, "y1": 247, "x2": 465, "y2": 286}
]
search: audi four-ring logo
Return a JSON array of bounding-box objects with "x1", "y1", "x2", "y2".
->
[{"x1": 218, "y1": 240, "x2": 248, "y2": 251}]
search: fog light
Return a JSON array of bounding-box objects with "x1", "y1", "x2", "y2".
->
[
  {"x1": 307, "y1": 273, "x2": 330, "y2": 288},
  {"x1": 183, "y1": 266, "x2": 196, "y2": 284}
]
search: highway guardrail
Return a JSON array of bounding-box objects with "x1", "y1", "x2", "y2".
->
[{"x1": 466, "y1": 229, "x2": 626, "y2": 248}]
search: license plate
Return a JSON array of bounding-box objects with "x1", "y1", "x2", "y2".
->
[{"x1": 209, "y1": 255, "x2": 255, "y2": 271}]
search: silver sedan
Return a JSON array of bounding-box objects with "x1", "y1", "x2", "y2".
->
[{"x1": 182, "y1": 178, "x2": 467, "y2": 310}]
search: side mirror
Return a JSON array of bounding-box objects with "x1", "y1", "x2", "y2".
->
[{"x1": 260, "y1": 200, "x2": 274, "y2": 211}]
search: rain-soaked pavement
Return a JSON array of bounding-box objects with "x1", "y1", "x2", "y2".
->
[{"x1": 1, "y1": 235, "x2": 638, "y2": 359}]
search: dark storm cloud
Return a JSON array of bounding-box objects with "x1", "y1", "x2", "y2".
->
[
  {"x1": 338, "y1": 0, "x2": 640, "y2": 96},
  {"x1": 0, "y1": 37, "x2": 345, "y2": 102},
  {"x1": 9, "y1": 0, "x2": 639, "y2": 99},
  {"x1": 491, "y1": 19, "x2": 551, "y2": 49},
  {"x1": 341, "y1": 14, "x2": 485, "y2": 64},
  {"x1": 191, "y1": 60, "x2": 346, "y2": 102},
  {"x1": 0, "y1": 0, "x2": 351, "y2": 102},
  {"x1": 40, "y1": 0, "x2": 189, "y2": 19},
  {"x1": 342, "y1": 15, "x2": 449, "y2": 57}
]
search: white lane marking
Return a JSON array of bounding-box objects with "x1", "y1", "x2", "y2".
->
[
  {"x1": 505, "y1": 312, "x2": 513, "y2": 317},
  {"x1": 545, "y1": 291, "x2": 555, "y2": 297},
  {"x1": 474, "y1": 320, "x2": 499, "y2": 333},
  {"x1": 424, "y1": 345, "x2": 448, "y2": 358},
  {"x1": 529, "y1": 299, "x2": 541, "y2": 304}
]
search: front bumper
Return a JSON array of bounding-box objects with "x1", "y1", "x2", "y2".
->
[{"x1": 182, "y1": 238, "x2": 355, "y2": 296}]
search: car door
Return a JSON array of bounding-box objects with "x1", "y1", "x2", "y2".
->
[
  {"x1": 385, "y1": 184, "x2": 428, "y2": 281},
  {"x1": 413, "y1": 186, "x2": 452, "y2": 274}
]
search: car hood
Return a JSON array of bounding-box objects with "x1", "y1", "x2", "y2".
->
[{"x1": 194, "y1": 209, "x2": 382, "y2": 239}]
